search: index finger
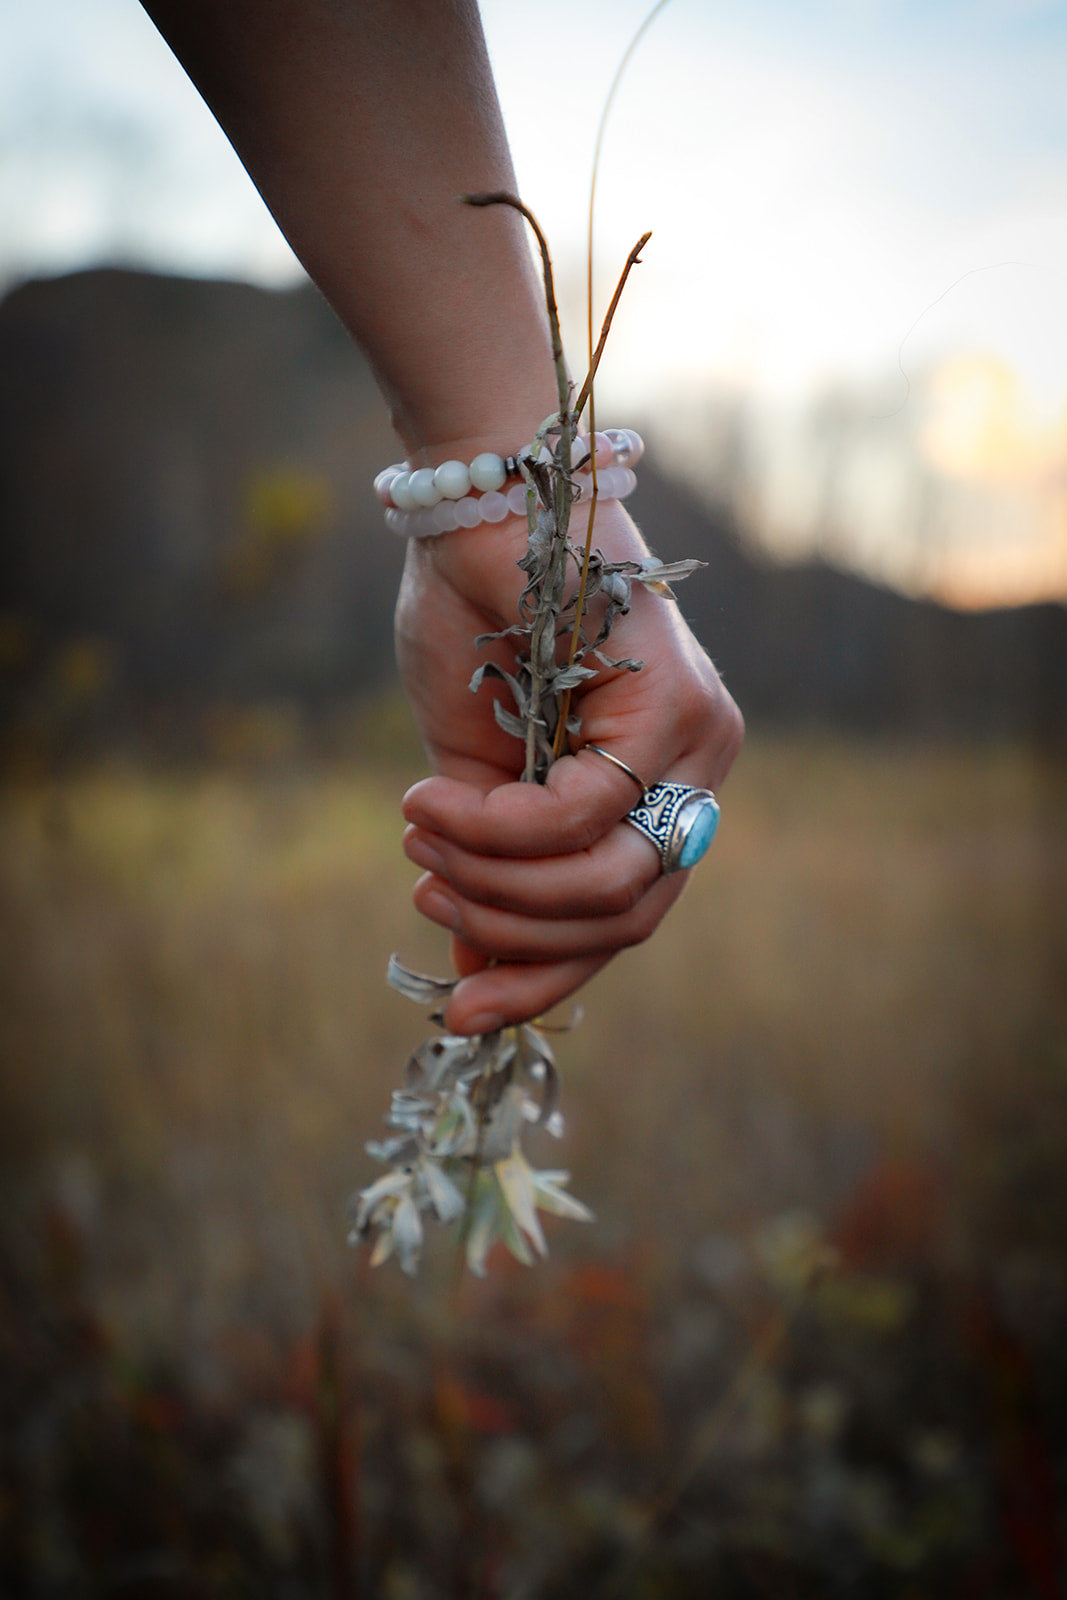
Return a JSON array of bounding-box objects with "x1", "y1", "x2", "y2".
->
[{"x1": 401, "y1": 748, "x2": 643, "y2": 858}]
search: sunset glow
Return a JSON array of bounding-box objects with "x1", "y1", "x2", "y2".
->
[{"x1": 1, "y1": 0, "x2": 1064, "y2": 607}]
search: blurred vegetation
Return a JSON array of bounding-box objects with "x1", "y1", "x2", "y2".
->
[
  {"x1": 3, "y1": 269, "x2": 1065, "y2": 766},
  {"x1": 219, "y1": 466, "x2": 334, "y2": 602},
  {"x1": 1, "y1": 729, "x2": 1064, "y2": 1597}
]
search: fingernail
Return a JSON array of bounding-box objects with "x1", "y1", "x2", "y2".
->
[{"x1": 418, "y1": 886, "x2": 460, "y2": 932}]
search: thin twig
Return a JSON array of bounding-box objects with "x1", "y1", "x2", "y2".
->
[
  {"x1": 463, "y1": 191, "x2": 570, "y2": 420},
  {"x1": 465, "y1": 189, "x2": 578, "y2": 782},
  {"x1": 574, "y1": 232, "x2": 652, "y2": 420},
  {"x1": 552, "y1": 232, "x2": 651, "y2": 758}
]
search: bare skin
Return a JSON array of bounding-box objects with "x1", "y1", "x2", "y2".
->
[{"x1": 140, "y1": 0, "x2": 744, "y2": 1033}]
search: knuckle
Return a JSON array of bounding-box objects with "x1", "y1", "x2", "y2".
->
[
  {"x1": 459, "y1": 870, "x2": 509, "y2": 911},
  {"x1": 676, "y1": 666, "x2": 745, "y2": 776},
  {"x1": 674, "y1": 671, "x2": 720, "y2": 745},
  {"x1": 716, "y1": 688, "x2": 745, "y2": 767},
  {"x1": 598, "y1": 872, "x2": 646, "y2": 917},
  {"x1": 558, "y1": 813, "x2": 603, "y2": 855},
  {"x1": 449, "y1": 903, "x2": 498, "y2": 956},
  {"x1": 619, "y1": 896, "x2": 662, "y2": 950}
]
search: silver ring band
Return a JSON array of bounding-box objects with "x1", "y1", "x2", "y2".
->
[
  {"x1": 625, "y1": 781, "x2": 720, "y2": 875},
  {"x1": 582, "y1": 743, "x2": 647, "y2": 793}
]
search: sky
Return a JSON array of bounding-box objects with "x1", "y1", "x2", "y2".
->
[{"x1": 1, "y1": 0, "x2": 1065, "y2": 606}]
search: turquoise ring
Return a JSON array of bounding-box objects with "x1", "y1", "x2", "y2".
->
[{"x1": 625, "y1": 782, "x2": 720, "y2": 875}]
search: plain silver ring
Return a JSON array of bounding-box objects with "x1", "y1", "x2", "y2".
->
[{"x1": 582, "y1": 743, "x2": 647, "y2": 793}]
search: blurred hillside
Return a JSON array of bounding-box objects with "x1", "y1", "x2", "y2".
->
[{"x1": 1, "y1": 268, "x2": 1064, "y2": 755}]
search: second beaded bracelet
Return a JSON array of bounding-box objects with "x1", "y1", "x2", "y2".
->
[
  {"x1": 383, "y1": 464, "x2": 639, "y2": 539},
  {"x1": 374, "y1": 428, "x2": 644, "y2": 539}
]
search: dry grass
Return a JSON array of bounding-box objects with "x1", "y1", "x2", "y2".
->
[
  {"x1": 1, "y1": 730, "x2": 1064, "y2": 1595},
  {"x1": 1, "y1": 731, "x2": 1063, "y2": 1315}
]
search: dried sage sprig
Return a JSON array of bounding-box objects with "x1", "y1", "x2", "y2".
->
[{"x1": 350, "y1": 196, "x2": 702, "y2": 1276}]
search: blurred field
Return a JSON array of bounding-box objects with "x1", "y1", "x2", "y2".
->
[{"x1": 1, "y1": 728, "x2": 1065, "y2": 1598}]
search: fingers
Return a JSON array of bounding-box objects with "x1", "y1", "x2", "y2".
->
[
  {"x1": 441, "y1": 945, "x2": 614, "y2": 1036},
  {"x1": 411, "y1": 862, "x2": 683, "y2": 964},
  {"x1": 401, "y1": 750, "x2": 648, "y2": 859},
  {"x1": 402, "y1": 665, "x2": 744, "y2": 862},
  {"x1": 403, "y1": 818, "x2": 661, "y2": 918}
]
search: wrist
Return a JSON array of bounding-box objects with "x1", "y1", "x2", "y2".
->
[{"x1": 387, "y1": 313, "x2": 559, "y2": 469}]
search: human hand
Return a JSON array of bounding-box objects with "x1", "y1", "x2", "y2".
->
[{"x1": 394, "y1": 495, "x2": 744, "y2": 1035}]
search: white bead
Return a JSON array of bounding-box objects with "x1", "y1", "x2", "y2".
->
[
  {"x1": 618, "y1": 467, "x2": 637, "y2": 497},
  {"x1": 434, "y1": 459, "x2": 471, "y2": 499},
  {"x1": 390, "y1": 471, "x2": 418, "y2": 512},
  {"x1": 409, "y1": 467, "x2": 442, "y2": 507},
  {"x1": 591, "y1": 432, "x2": 615, "y2": 468},
  {"x1": 478, "y1": 490, "x2": 509, "y2": 523},
  {"x1": 570, "y1": 435, "x2": 592, "y2": 468},
  {"x1": 574, "y1": 470, "x2": 617, "y2": 500},
  {"x1": 607, "y1": 429, "x2": 631, "y2": 467},
  {"x1": 374, "y1": 466, "x2": 403, "y2": 505},
  {"x1": 506, "y1": 483, "x2": 528, "y2": 516},
  {"x1": 621, "y1": 428, "x2": 644, "y2": 464},
  {"x1": 431, "y1": 500, "x2": 459, "y2": 534},
  {"x1": 468, "y1": 452, "x2": 506, "y2": 492},
  {"x1": 454, "y1": 496, "x2": 482, "y2": 528}
]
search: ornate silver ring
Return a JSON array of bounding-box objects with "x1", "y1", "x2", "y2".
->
[{"x1": 625, "y1": 781, "x2": 720, "y2": 875}]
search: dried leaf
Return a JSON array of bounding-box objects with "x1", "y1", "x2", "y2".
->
[
  {"x1": 470, "y1": 659, "x2": 528, "y2": 714},
  {"x1": 492, "y1": 699, "x2": 531, "y2": 741},
  {"x1": 472, "y1": 623, "x2": 528, "y2": 648},
  {"x1": 592, "y1": 648, "x2": 643, "y2": 672},
  {"x1": 407, "y1": 1034, "x2": 481, "y2": 1091},
  {"x1": 421, "y1": 1159, "x2": 466, "y2": 1224},
  {"x1": 386, "y1": 1091, "x2": 436, "y2": 1132},
  {"x1": 530, "y1": 1170, "x2": 595, "y2": 1224},
  {"x1": 352, "y1": 1168, "x2": 412, "y2": 1234},
  {"x1": 496, "y1": 1196, "x2": 537, "y2": 1268},
  {"x1": 369, "y1": 1228, "x2": 396, "y2": 1269},
  {"x1": 496, "y1": 1150, "x2": 549, "y2": 1257},
  {"x1": 520, "y1": 1026, "x2": 560, "y2": 1126},
  {"x1": 386, "y1": 955, "x2": 457, "y2": 1005},
  {"x1": 364, "y1": 1134, "x2": 419, "y2": 1166},
  {"x1": 634, "y1": 556, "x2": 707, "y2": 595},
  {"x1": 550, "y1": 662, "x2": 599, "y2": 692},
  {"x1": 464, "y1": 1174, "x2": 505, "y2": 1277},
  {"x1": 393, "y1": 1194, "x2": 424, "y2": 1276},
  {"x1": 477, "y1": 1083, "x2": 529, "y2": 1164},
  {"x1": 600, "y1": 571, "x2": 632, "y2": 607}
]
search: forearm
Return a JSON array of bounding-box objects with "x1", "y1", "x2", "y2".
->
[{"x1": 139, "y1": 0, "x2": 558, "y2": 458}]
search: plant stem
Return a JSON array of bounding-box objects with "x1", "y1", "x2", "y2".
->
[{"x1": 464, "y1": 190, "x2": 577, "y2": 784}]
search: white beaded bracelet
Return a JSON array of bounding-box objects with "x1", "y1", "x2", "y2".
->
[
  {"x1": 374, "y1": 428, "x2": 644, "y2": 539},
  {"x1": 382, "y1": 464, "x2": 639, "y2": 539}
]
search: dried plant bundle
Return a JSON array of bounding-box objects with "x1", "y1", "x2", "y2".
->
[{"x1": 352, "y1": 189, "x2": 702, "y2": 1276}]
